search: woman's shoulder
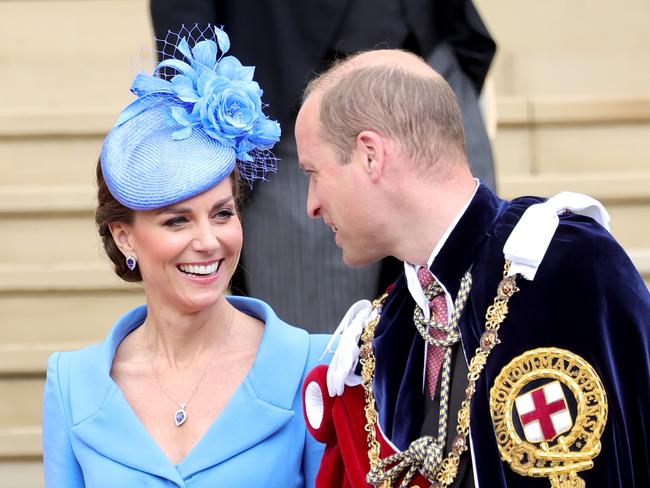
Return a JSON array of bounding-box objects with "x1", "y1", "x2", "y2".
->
[
  {"x1": 305, "y1": 333, "x2": 332, "y2": 370},
  {"x1": 45, "y1": 305, "x2": 147, "y2": 415},
  {"x1": 47, "y1": 342, "x2": 101, "y2": 373},
  {"x1": 228, "y1": 295, "x2": 332, "y2": 373},
  {"x1": 264, "y1": 314, "x2": 331, "y2": 369}
]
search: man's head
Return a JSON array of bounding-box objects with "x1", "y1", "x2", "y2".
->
[
  {"x1": 295, "y1": 50, "x2": 474, "y2": 267},
  {"x1": 303, "y1": 49, "x2": 467, "y2": 169}
]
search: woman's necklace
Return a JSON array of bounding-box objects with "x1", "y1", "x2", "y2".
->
[
  {"x1": 362, "y1": 261, "x2": 520, "y2": 487},
  {"x1": 144, "y1": 308, "x2": 235, "y2": 427}
]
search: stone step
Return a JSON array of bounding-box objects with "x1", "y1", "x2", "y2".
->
[
  {"x1": 494, "y1": 97, "x2": 650, "y2": 176},
  {"x1": 1, "y1": 290, "x2": 143, "y2": 347},
  {"x1": 0, "y1": 134, "x2": 104, "y2": 187},
  {"x1": 0, "y1": 381, "x2": 43, "y2": 431},
  {"x1": 474, "y1": 0, "x2": 650, "y2": 98},
  {"x1": 0, "y1": 214, "x2": 101, "y2": 265},
  {"x1": 0, "y1": 0, "x2": 153, "y2": 113},
  {"x1": 0, "y1": 460, "x2": 42, "y2": 488},
  {"x1": 2, "y1": 97, "x2": 649, "y2": 188}
]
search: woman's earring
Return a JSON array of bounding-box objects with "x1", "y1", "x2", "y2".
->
[{"x1": 126, "y1": 255, "x2": 137, "y2": 271}]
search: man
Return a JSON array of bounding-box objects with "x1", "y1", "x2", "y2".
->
[
  {"x1": 296, "y1": 50, "x2": 650, "y2": 487},
  {"x1": 150, "y1": 0, "x2": 496, "y2": 331}
]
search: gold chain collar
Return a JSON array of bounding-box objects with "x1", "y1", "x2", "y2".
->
[{"x1": 360, "y1": 261, "x2": 520, "y2": 487}]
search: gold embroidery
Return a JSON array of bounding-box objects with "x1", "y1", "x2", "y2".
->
[
  {"x1": 362, "y1": 261, "x2": 520, "y2": 487},
  {"x1": 490, "y1": 348, "x2": 608, "y2": 487}
]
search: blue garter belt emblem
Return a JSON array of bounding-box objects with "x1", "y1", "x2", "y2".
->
[{"x1": 489, "y1": 348, "x2": 608, "y2": 488}]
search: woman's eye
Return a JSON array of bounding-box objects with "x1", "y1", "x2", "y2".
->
[
  {"x1": 163, "y1": 216, "x2": 187, "y2": 227},
  {"x1": 215, "y1": 209, "x2": 235, "y2": 219}
]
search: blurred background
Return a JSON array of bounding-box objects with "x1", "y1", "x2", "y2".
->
[{"x1": 1, "y1": 0, "x2": 648, "y2": 485}]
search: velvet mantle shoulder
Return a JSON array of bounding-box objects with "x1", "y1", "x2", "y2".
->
[{"x1": 373, "y1": 185, "x2": 650, "y2": 486}]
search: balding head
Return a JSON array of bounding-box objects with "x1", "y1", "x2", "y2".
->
[
  {"x1": 301, "y1": 49, "x2": 467, "y2": 170},
  {"x1": 305, "y1": 49, "x2": 437, "y2": 96}
]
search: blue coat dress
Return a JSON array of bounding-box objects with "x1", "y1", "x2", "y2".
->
[{"x1": 42, "y1": 296, "x2": 330, "y2": 487}]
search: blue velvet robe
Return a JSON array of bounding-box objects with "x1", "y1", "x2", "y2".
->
[
  {"x1": 373, "y1": 184, "x2": 650, "y2": 487},
  {"x1": 42, "y1": 296, "x2": 329, "y2": 487}
]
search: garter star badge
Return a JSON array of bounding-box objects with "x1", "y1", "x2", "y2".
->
[{"x1": 490, "y1": 348, "x2": 608, "y2": 488}]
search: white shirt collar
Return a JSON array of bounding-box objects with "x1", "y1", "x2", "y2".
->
[{"x1": 404, "y1": 179, "x2": 479, "y2": 319}]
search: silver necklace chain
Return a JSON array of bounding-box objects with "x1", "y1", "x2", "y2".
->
[{"x1": 144, "y1": 308, "x2": 235, "y2": 427}]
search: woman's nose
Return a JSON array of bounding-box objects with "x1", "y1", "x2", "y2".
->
[{"x1": 192, "y1": 222, "x2": 220, "y2": 253}]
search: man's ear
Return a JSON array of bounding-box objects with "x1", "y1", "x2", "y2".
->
[
  {"x1": 108, "y1": 222, "x2": 136, "y2": 258},
  {"x1": 356, "y1": 130, "x2": 385, "y2": 182}
]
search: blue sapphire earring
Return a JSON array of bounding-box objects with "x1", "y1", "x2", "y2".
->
[{"x1": 126, "y1": 255, "x2": 137, "y2": 271}]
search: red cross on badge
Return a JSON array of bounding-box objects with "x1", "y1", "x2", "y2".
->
[{"x1": 515, "y1": 380, "x2": 573, "y2": 443}]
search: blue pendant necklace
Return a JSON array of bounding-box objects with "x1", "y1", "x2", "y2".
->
[{"x1": 144, "y1": 310, "x2": 234, "y2": 427}]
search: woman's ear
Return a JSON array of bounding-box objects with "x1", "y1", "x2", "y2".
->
[{"x1": 108, "y1": 222, "x2": 136, "y2": 258}]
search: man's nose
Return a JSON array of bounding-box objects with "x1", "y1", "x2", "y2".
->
[{"x1": 306, "y1": 181, "x2": 321, "y2": 219}]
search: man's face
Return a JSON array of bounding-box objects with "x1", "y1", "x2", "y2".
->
[{"x1": 295, "y1": 97, "x2": 386, "y2": 267}]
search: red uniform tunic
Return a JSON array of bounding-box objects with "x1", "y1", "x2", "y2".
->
[{"x1": 303, "y1": 365, "x2": 430, "y2": 487}]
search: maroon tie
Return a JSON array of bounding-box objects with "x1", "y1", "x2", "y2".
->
[{"x1": 416, "y1": 267, "x2": 448, "y2": 399}]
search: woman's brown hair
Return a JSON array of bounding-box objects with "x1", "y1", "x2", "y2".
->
[{"x1": 95, "y1": 159, "x2": 242, "y2": 282}]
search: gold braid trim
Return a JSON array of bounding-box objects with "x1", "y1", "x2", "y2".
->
[
  {"x1": 360, "y1": 261, "x2": 520, "y2": 487},
  {"x1": 360, "y1": 295, "x2": 389, "y2": 486}
]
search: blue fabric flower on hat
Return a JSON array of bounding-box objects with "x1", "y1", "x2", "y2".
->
[{"x1": 115, "y1": 27, "x2": 280, "y2": 162}]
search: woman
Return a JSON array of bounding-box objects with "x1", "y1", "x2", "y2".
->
[{"x1": 42, "y1": 26, "x2": 329, "y2": 487}]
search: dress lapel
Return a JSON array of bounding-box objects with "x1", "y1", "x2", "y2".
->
[
  {"x1": 177, "y1": 378, "x2": 294, "y2": 477},
  {"x1": 69, "y1": 297, "x2": 308, "y2": 483},
  {"x1": 72, "y1": 384, "x2": 186, "y2": 485},
  {"x1": 179, "y1": 297, "x2": 309, "y2": 477},
  {"x1": 69, "y1": 306, "x2": 185, "y2": 484}
]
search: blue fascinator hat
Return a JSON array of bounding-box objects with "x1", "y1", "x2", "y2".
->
[{"x1": 101, "y1": 26, "x2": 281, "y2": 210}]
